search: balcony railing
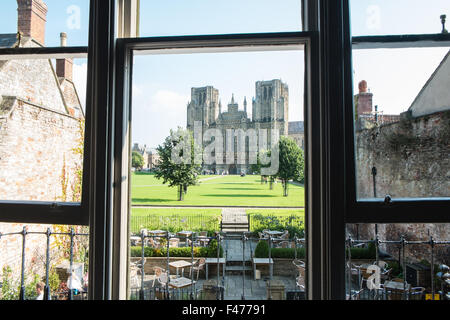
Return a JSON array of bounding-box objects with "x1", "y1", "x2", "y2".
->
[
  {"x1": 346, "y1": 235, "x2": 450, "y2": 300},
  {"x1": 0, "y1": 226, "x2": 88, "y2": 300}
]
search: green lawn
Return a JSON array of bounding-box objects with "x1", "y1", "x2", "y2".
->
[
  {"x1": 131, "y1": 172, "x2": 305, "y2": 207},
  {"x1": 130, "y1": 208, "x2": 222, "y2": 235}
]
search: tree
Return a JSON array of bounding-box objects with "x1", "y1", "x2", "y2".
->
[
  {"x1": 132, "y1": 151, "x2": 145, "y2": 170},
  {"x1": 276, "y1": 136, "x2": 304, "y2": 197},
  {"x1": 155, "y1": 127, "x2": 201, "y2": 201}
]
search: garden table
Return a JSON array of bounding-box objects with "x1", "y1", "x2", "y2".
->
[
  {"x1": 177, "y1": 231, "x2": 194, "y2": 247},
  {"x1": 148, "y1": 230, "x2": 167, "y2": 236},
  {"x1": 264, "y1": 230, "x2": 284, "y2": 237},
  {"x1": 168, "y1": 277, "x2": 195, "y2": 300},
  {"x1": 169, "y1": 260, "x2": 193, "y2": 277}
]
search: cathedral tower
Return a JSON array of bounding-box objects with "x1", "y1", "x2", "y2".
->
[{"x1": 187, "y1": 86, "x2": 220, "y2": 130}]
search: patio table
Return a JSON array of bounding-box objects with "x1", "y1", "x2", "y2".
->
[
  {"x1": 177, "y1": 231, "x2": 193, "y2": 237},
  {"x1": 169, "y1": 260, "x2": 193, "y2": 277},
  {"x1": 264, "y1": 230, "x2": 284, "y2": 237},
  {"x1": 168, "y1": 277, "x2": 195, "y2": 300},
  {"x1": 148, "y1": 230, "x2": 167, "y2": 236}
]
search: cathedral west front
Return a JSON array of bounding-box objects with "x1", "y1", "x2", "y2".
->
[{"x1": 186, "y1": 79, "x2": 304, "y2": 174}]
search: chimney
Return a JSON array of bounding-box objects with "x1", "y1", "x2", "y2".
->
[
  {"x1": 56, "y1": 32, "x2": 73, "y2": 81},
  {"x1": 17, "y1": 0, "x2": 48, "y2": 46},
  {"x1": 355, "y1": 80, "x2": 373, "y2": 115}
]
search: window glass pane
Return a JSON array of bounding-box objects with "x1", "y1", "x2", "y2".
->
[
  {"x1": 345, "y1": 223, "x2": 450, "y2": 300},
  {"x1": 350, "y1": 0, "x2": 450, "y2": 36},
  {"x1": 0, "y1": 0, "x2": 89, "y2": 47},
  {"x1": 138, "y1": 0, "x2": 302, "y2": 37},
  {"x1": 0, "y1": 56, "x2": 87, "y2": 202},
  {"x1": 0, "y1": 222, "x2": 89, "y2": 300},
  {"x1": 352, "y1": 47, "x2": 450, "y2": 200},
  {"x1": 128, "y1": 46, "x2": 306, "y2": 300}
]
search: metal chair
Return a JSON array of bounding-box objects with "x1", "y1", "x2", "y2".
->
[
  {"x1": 190, "y1": 258, "x2": 206, "y2": 281},
  {"x1": 152, "y1": 266, "x2": 166, "y2": 287}
]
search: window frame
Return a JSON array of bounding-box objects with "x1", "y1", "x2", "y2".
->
[
  {"x1": 345, "y1": 12, "x2": 450, "y2": 224},
  {"x1": 0, "y1": 27, "x2": 90, "y2": 226},
  {"x1": 113, "y1": 31, "x2": 318, "y2": 300}
]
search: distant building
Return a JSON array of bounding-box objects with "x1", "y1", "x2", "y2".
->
[
  {"x1": 186, "y1": 79, "x2": 304, "y2": 174},
  {"x1": 132, "y1": 143, "x2": 160, "y2": 170}
]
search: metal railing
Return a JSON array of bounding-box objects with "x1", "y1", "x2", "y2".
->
[
  {"x1": 0, "y1": 226, "x2": 89, "y2": 300},
  {"x1": 346, "y1": 235, "x2": 450, "y2": 300},
  {"x1": 130, "y1": 230, "x2": 306, "y2": 300}
]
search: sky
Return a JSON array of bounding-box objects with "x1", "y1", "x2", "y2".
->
[{"x1": 1, "y1": 1, "x2": 449, "y2": 148}]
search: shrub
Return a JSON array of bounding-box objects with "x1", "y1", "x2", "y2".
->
[
  {"x1": 270, "y1": 248, "x2": 306, "y2": 259},
  {"x1": 254, "y1": 241, "x2": 305, "y2": 259},
  {"x1": 248, "y1": 213, "x2": 305, "y2": 239},
  {"x1": 254, "y1": 241, "x2": 269, "y2": 258},
  {"x1": 346, "y1": 241, "x2": 376, "y2": 260},
  {"x1": 130, "y1": 245, "x2": 223, "y2": 258}
]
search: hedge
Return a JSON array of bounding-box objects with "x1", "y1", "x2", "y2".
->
[
  {"x1": 130, "y1": 239, "x2": 223, "y2": 258},
  {"x1": 254, "y1": 241, "x2": 306, "y2": 259}
]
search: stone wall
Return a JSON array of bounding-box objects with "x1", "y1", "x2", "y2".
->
[
  {"x1": 356, "y1": 111, "x2": 450, "y2": 199},
  {"x1": 0, "y1": 98, "x2": 83, "y2": 279},
  {"x1": 353, "y1": 110, "x2": 450, "y2": 264}
]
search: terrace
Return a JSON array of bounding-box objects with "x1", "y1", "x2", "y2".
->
[{"x1": 1, "y1": 223, "x2": 449, "y2": 300}]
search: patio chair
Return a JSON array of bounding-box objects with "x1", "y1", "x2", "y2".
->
[
  {"x1": 148, "y1": 237, "x2": 160, "y2": 248},
  {"x1": 279, "y1": 241, "x2": 289, "y2": 248},
  {"x1": 169, "y1": 238, "x2": 180, "y2": 248},
  {"x1": 296, "y1": 275, "x2": 305, "y2": 291},
  {"x1": 280, "y1": 230, "x2": 289, "y2": 240},
  {"x1": 152, "y1": 267, "x2": 166, "y2": 287},
  {"x1": 157, "y1": 270, "x2": 169, "y2": 287},
  {"x1": 198, "y1": 231, "x2": 208, "y2": 237},
  {"x1": 190, "y1": 258, "x2": 206, "y2": 281}
]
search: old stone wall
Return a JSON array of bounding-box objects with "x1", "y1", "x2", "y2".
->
[
  {"x1": 0, "y1": 98, "x2": 83, "y2": 280},
  {"x1": 353, "y1": 111, "x2": 450, "y2": 264}
]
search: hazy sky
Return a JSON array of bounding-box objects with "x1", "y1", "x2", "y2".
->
[{"x1": 1, "y1": 1, "x2": 449, "y2": 148}]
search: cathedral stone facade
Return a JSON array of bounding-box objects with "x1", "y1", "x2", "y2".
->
[{"x1": 187, "y1": 79, "x2": 304, "y2": 174}]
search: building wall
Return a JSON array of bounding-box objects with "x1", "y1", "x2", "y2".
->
[
  {"x1": 354, "y1": 111, "x2": 450, "y2": 263},
  {"x1": 0, "y1": 59, "x2": 66, "y2": 114},
  {"x1": 0, "y1": 99, "x2": 82, "y2": 202}
]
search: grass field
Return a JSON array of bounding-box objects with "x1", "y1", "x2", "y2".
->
[{"x1": 131, "y1": 172, "x2": 305, "y2": 207}]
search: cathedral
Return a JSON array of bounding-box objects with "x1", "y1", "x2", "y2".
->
[{"x1": 186, "y1": 79, "x2": 304, "y2": 174}]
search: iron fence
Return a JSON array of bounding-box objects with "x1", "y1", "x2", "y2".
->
[
  {"x1": 0, "y1": 226, "x2": 88, "y2": 300},
  {"x1": 346, "y1": 235, "x2": 450, "y2": 300}
]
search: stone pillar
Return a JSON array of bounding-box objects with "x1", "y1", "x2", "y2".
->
[{"x1": 266, "y1": 280, "x2": 285, "y2": 300}]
